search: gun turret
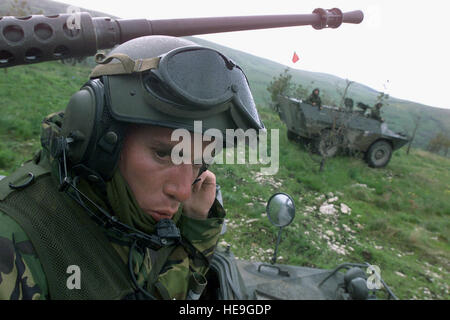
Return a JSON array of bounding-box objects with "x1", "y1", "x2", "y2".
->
[{"x1": 0, "y1": 8, "x2": 363, "y2": 68}]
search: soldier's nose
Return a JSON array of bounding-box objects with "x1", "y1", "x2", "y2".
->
[{"x1": 163, "y1": 165, "x2": 194, "y2": 202}]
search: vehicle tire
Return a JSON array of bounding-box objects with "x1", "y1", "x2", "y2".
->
[
  {"x1": 366, "y1": 140, "x2": 392, "y2": 168},
  {"x1": 315, "y1": 130, "x2": 340, "y2": 158}
]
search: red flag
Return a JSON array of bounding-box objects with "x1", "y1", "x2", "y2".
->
[{"x1": 292, "y1": 51, "x2": 299, "y2": 63}]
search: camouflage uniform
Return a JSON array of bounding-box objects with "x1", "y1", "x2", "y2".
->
[
  {"x1": 0, "y1": 113, "x2": 225, "y2": 300},
  {"x1": 306, "y1": 88, "x2": 322, "y2": 110},
  {"x1": 370, "y1": 103, "x2": 383, "y2": 122}
]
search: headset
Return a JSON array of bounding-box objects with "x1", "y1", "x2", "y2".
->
[{"x1": 56, "y1": 77, "x2": 127, "y2": 183}]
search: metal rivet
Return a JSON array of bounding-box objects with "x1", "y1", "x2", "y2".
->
[
  {"x1": 130, "y1": 90, "x2": 136, "y2": 96},
  {"x1": 104, "y1": 131, "x2": 118, "y2": 145},
  {"x1": 231, "y1": 84, "x2": 238, "y2": 93}
]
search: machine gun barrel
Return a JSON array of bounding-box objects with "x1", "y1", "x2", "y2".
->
[{"x1": 0, "y1": 8, "x2": 363, "y2": 68}]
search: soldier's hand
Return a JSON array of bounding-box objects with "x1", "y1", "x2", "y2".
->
[{"x1": 182, "y1": 170, "x2": 216, "y2": 220}]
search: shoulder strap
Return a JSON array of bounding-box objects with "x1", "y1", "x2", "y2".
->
[
  {"x1": 0, "y1": 161, "x2": 50, "y2": 201},
  {"x1": 146, "y1": 245, "x2": 176, "y2": 299}
]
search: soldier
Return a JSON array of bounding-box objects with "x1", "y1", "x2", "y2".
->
[
  {"x1": 0, "y1": 36, "x2": 264, "y2": 299},
  {"x1": 344, "y1": 98, "x2": 354, "y2": 112},
  {"x1": 356, "y1": 102, "x2": 370, "y2": 116},
  {"x1": 306, "y1": 88, "x2": 323, "y2": 110},
  {"x1": 370, "y1": 102, "x2": 384, "y2": 122}
]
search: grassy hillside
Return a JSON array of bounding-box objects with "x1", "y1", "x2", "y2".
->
[
  {"x1": 0, "y1": 60, "x2": 449, "y2": 300},
  {"x1": 1, "y1": 0, "x2": 448, "y2": 150},
  {"x1": 188, "y1": 37, "x2": 450, "y2": 152},
  {"x1": 215, "y1": 109, "x2": 449, "y2": 300}
]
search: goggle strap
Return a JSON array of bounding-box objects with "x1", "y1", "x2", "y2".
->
[{"x1": 90, "y1": 53, "x2": 160, "y2": 78}]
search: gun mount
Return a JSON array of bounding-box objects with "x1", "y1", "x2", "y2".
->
[{"x1": 0, "y1": 8, "x2": 363, "y2": 68}]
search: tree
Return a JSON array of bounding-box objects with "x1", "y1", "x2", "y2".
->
[
  {"x1": 315, "y1": 79, "x2": 357, "y2": 172},
  {"x1": 267, "y1": 68, "x2": 294, "y2": 109},
  {"x1": 6, "y1": 0, "x2": 43, "y2": 17},
  {"x1": 406, "y1": 115, "x2": 421, "y2": 155},
  {"x1": 427, "y1": 132, "x2": 450, "y2": 156},
  {"x1": 293, "y1": 82, "x2": 308, "y2": 100}
]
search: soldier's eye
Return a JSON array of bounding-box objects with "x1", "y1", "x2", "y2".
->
[{"x1": 155, "y1": 149, "x2": 171, "y2": 159}]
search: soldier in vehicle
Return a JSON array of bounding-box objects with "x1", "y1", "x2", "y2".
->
[
  {"x1": 344, "y1": 98, "x2": 354, "y2": 112},
  {"x1": 370, "y1": 102, "x2": 384, "y2": 122},
  {"x1": 0, "y1": 36, "x2": 265, "y2": 300},
  {"x1": 356, "y1": 102, "x2": 370, "y2": 116},
  {"x1": 306, "y1": 88, "x2": 323, "y2": 110}
]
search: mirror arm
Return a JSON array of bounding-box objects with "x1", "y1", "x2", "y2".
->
[{"x1": 271, "y1": 227, "x2": 283, "y2": 264}]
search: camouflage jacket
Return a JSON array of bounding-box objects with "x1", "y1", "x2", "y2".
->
[
  {"x1": 306, "y1": 94, "x2": 322, "y2": 109},
  {"x1": 0, "y1": 158, "x2": 225, "y2": 300},
  {"x1": 370, "y1": 108, "x2": 382, "y2": 121}
]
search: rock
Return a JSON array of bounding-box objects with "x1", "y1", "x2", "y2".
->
[
  {"x1": 328, "y1": 196, "x2": 338, "y2": 203},
  {"x1": 340, "y1": 203, "x2": 351, "y2": 214},
  {"x1": 342, "y1": 224, "x2": 352, "y2": 233},
  {"x1": 352, "y1": 183, "x2": 375, "y2": 191},
  {"x1": 319, "y1": 203, "x2": 337, "y2": 215},
  {"x1": 315, "y1": 195, "x2": 326, "y2": 201},
  {"x1": 395, "y1": 271, "x2": 406, "y2": 278},
  {"x1": 246, "y1": 218, "x2": 259, "y2": 224},
  {"x1": 325, "y1": 230, "x2": 335, "y2": 236}
]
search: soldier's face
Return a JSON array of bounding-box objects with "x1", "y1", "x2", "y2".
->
[{"x1": 118, "y1": 125, "x2": 207, "y2": 221}]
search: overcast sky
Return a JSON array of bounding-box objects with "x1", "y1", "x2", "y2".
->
[{"x1": 60, "y1": 0, "x2": 450, "y2": 110}]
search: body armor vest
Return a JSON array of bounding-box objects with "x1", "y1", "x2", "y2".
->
[{"x1": 0, "y1": 161, "x2": 135, "y2": 299}]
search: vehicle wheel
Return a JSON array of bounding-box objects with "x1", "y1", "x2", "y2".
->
[
  {"x1": 366, "y1": 140, "x2": 392, "y2": 168},
  {"x1": 287, "y1": 130, "x2": 297, "y2": 141},
  {"x1": 316, "y1": 130, "x2": 340, "y2": 158}
]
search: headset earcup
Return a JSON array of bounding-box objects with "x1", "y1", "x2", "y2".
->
[{"x1": 61, "y1": 83, "x2": 100, "y2": 164}]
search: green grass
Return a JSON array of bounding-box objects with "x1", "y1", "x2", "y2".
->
[
  {"x1": 1, "y1": 61, "x2": 449, "y2": 300},
  {"x1": 213, "y1": 109, "x2": 450, "y2": 300},
  {"x1": 0, "y1": 62, "x2": 91, "y2": 175}
]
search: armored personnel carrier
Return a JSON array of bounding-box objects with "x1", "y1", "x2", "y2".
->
[{"x1": 277, "y1": 96, "x2": 410, "y2": 168}]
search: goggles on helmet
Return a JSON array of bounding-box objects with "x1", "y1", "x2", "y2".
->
[{"x1": 91, "y1": 46, "x2": 265, "y2": 134}]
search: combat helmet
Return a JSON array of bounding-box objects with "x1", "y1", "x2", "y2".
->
[{"x1": 55, "y1": 35, "x2": 265, "y2": 182}]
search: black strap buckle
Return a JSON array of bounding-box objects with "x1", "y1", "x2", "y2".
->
[{"x1": 9, "y1": 172, "x2": 35, "y2": 190}]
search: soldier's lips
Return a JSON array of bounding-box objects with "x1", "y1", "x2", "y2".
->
[{"x1": 146, "y1": 210, "x2": 175, "y2": 221}]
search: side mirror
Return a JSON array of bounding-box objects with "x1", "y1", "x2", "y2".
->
[
  {"x1": 266, "y1": 193, "x2": 295, "y2": 264},
  {"x1": 266, "y1": 193, "x2": 295, "y2": 228}
]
